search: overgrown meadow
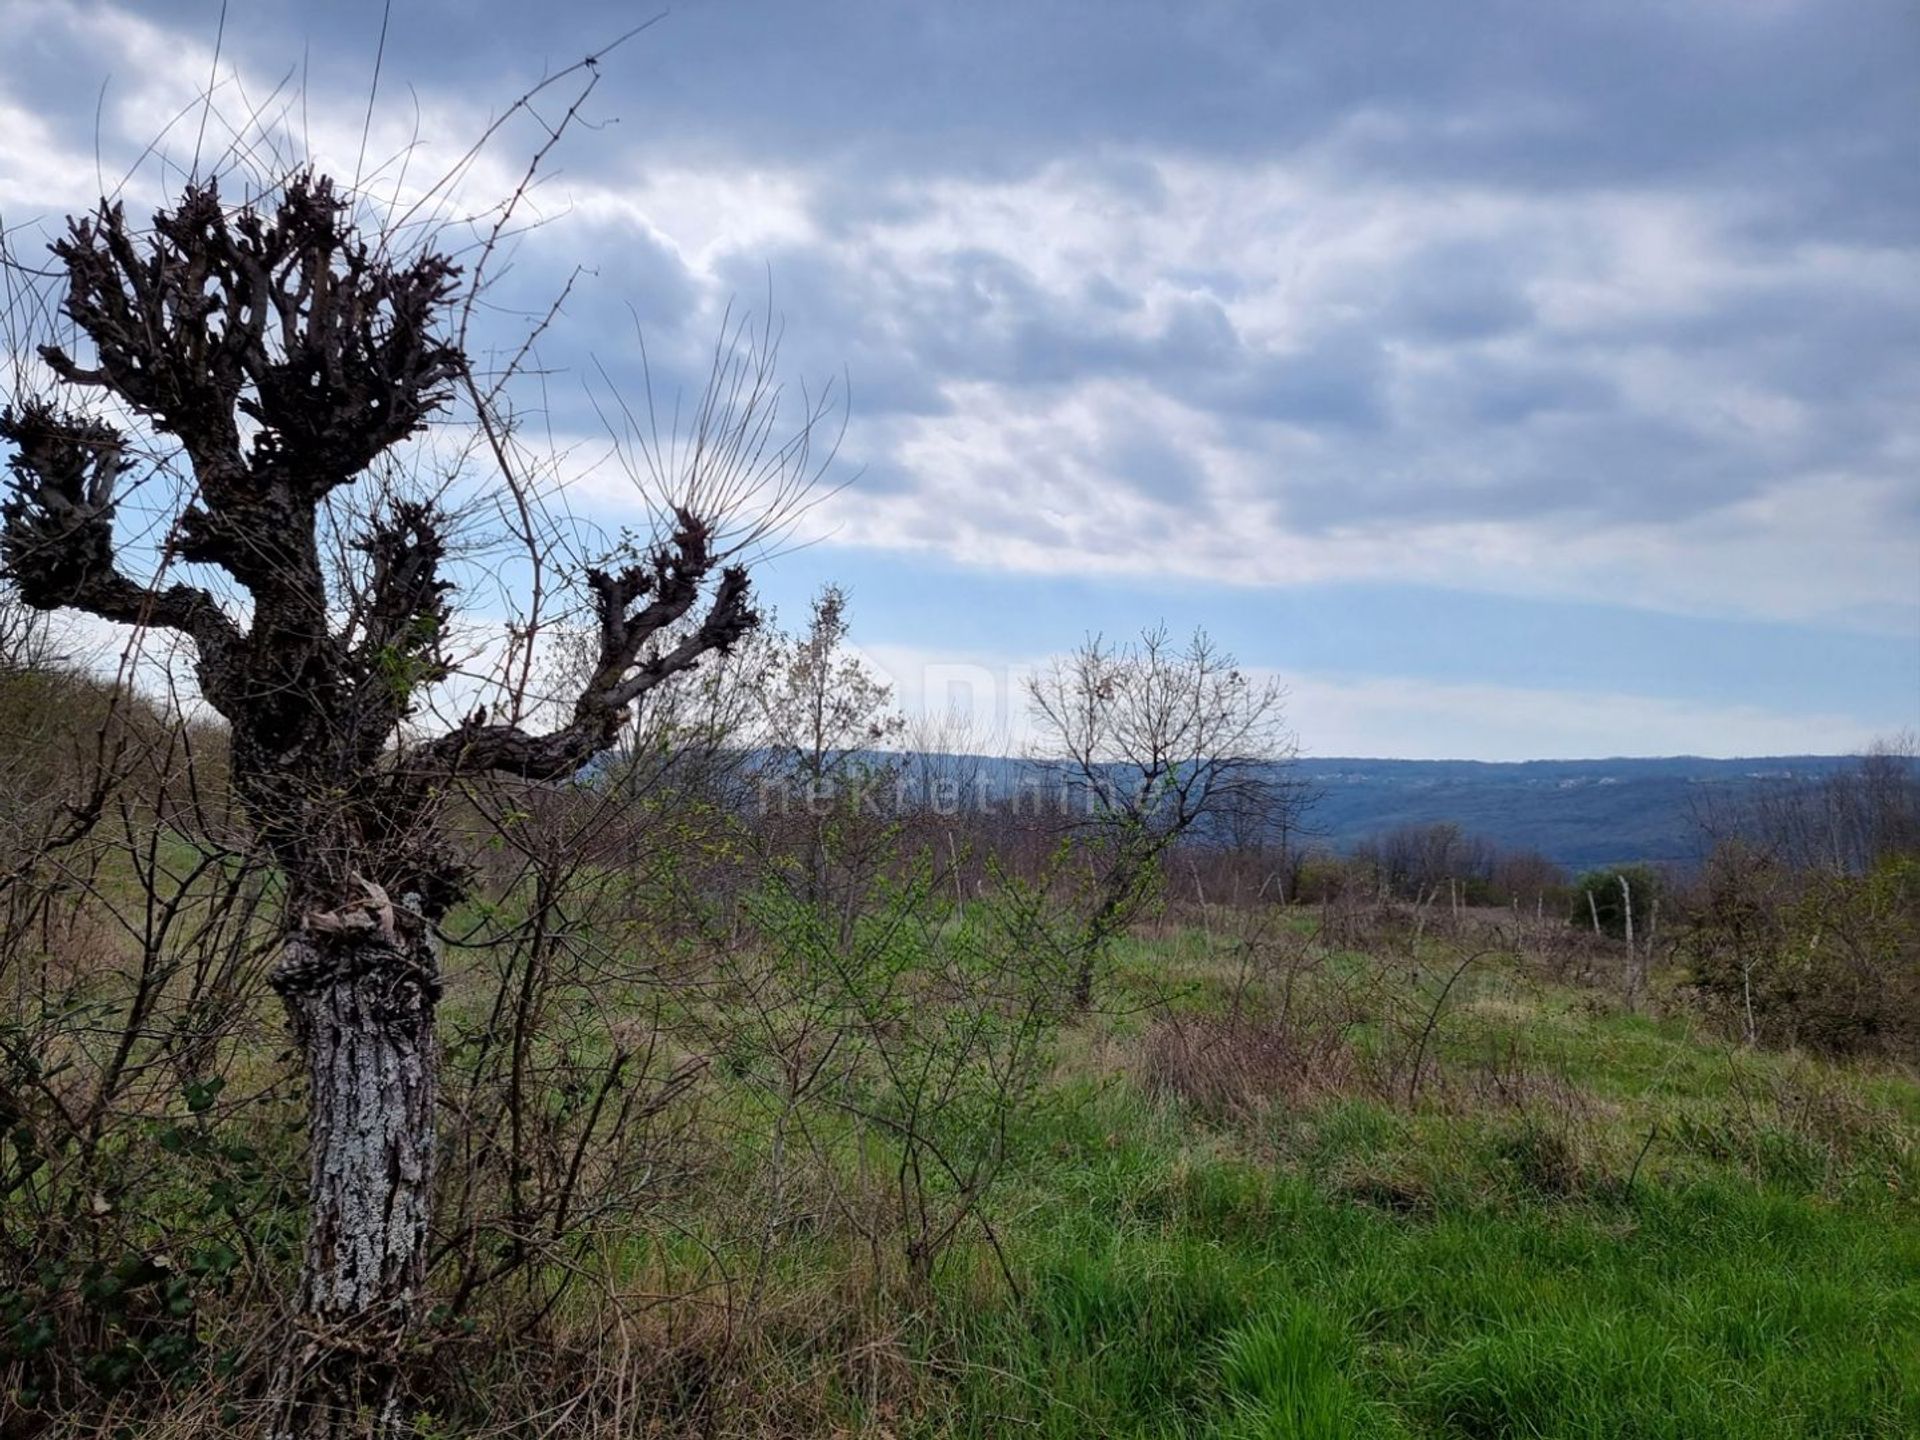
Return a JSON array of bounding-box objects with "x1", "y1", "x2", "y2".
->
[{"x1": 2, "y1": 681, "x2": 1914, "y2": 1438}]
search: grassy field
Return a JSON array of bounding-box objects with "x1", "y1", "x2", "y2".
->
[
  {"x1": 8, "y1": 891, "x2": 1917, "y2": 1438},
  {"x1": 577, "y1": 922, "x2": 1920, "y2": 1440}
]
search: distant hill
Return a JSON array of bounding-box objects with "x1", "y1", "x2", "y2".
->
[
  {"x1": 878, "y1": 752, "x2": 1886, "y2": 874},
  {"x1": 642, "y1": 749, "x2": 1898, "y2": 875},
  {"x1": 1293, "y1": 756, "x2": 1870, "y2": 872}
]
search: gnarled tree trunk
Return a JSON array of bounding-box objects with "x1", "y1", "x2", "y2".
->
[{"x1": 270, "y1": 928, "x2": 441, "y2": 1437}]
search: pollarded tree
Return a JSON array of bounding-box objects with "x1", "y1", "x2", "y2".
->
[{"x1": 0, "y1": 173, "x2": 818, "y2": 1431}]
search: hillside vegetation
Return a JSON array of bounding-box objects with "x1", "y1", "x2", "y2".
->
[{"x1": 3, "y1": 759, "x2": 1914, "y2": 1435}]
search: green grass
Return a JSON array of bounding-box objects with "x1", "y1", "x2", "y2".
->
[
  {"x1": 886, "y1": 1069, "x2": 1915, "y2": 1437},
  {"x1": 830, "y1": 928, "x2": 1920, "y2": 1438},
  {"x1": 15, "y1": 907, "x2": 1916, "y2": 1437}
]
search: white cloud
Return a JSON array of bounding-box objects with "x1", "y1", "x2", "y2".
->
[
  {"x1": 608, "y1": 146, "x2": 1911, "y2": 632},
  {"x1": 1277, "y1": 673, "x2": 1883, "y2": 762},
  {"x1": 792, "y1": 378, "x2": 1917, "y2": 631},
  {"x1": 856, "y1": 640, "x2": 1891, "y2": 762},
  {"x1": 580, "y1": 168, "x2": 818, "y2": 277}
]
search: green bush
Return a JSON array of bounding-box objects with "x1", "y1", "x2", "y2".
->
[
  {"x1": 1684, "y1": 846, "x2": 1920, "y2": 1054},
  {"x1": 1571, "y1": 864, "x2": 1662, "y2": 940}
]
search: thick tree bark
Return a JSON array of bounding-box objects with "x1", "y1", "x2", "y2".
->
[{"x1": 270, "y1": 928, "x2": 440, "y2": 1438}]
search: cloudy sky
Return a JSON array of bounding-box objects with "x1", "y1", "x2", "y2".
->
[{"x1": 2, "y1": 0, "x2": 1915, "y2": 758}]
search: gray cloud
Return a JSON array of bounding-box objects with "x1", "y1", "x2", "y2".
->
[
  {"x1": 3, "y1": 0, "x2": 1914, "y2": 629},
  {"x1": 1386, "y1": 241, "x2": 1537, "y2": 343},
  {"x1": 249, "y1": 3, "x2": 1908, "y2": 210}
]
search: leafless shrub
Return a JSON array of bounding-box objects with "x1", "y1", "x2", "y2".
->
[
  {"x1": 1026, "y1": 625, "x2": 1301, "y2": 1010},
  {"x1": 0, "y1": 710, "x2": 290, "y2": 1435},
  {"x1": 1137, "y1": 1012, "x2": 1364, "y2": 1121}
]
